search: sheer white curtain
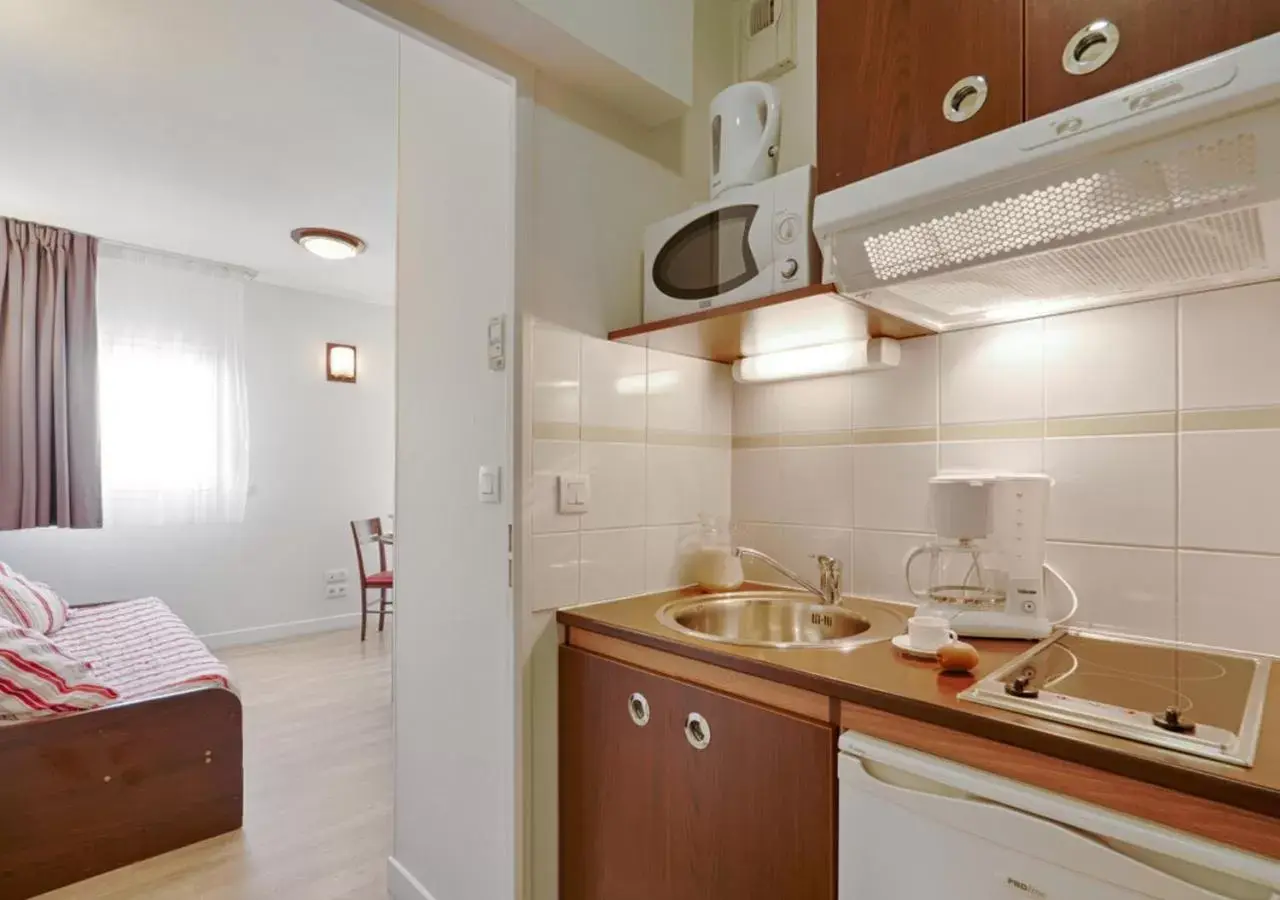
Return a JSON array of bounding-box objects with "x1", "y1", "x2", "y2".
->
[{"x1": 96, "y1": 246, "x2": 250, "y2": 525}]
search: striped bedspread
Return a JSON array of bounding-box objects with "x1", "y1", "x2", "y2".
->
[{"x1": 53, "y1": 598, "x2": 234, "y2": 700}]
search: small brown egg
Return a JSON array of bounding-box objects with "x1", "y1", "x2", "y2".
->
[{"x1": 937, "y1": 641, "x2": 980, "y2": 674}]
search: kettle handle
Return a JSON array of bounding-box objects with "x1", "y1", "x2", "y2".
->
[
  {"x1": 904, "y1": 544, "x2": 935, "y2": 600},
  {"x1": 748, "y1": 81, "x2": 781, "y2": 171}
]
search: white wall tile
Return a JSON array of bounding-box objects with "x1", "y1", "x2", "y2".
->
[
  {"x1": 697, "y1": 447, "x2": 732, "y2": 520},
  {"x1": 530, "y1": 440, "x2": 581, "y2": 534},
  {"x1": 580, "y1": 336, "x2": 646, "y2": 431},
  {"x1": 580, "y1": 529, "x2": 647, "y2": 604},
  {"x1": 733, "y1": 382, "x2": 777, "y2": 436},
  {"x1": 1178, "y1": 551, "x2": 1280, "y2": 657},
  {"x1": 531, "y1": 322, "x2": 580, "y2": 425},
  {"x1": 1182, "y1": 281, "x2": 1280, "y2": 410},
  {"x1": 646, "y1": 349, "x2": 703, "y2": 433},
  {"x1": 1045, "y1": 298, "x2": 1176, "y2": 418},
  {"x1": 580, "y1": 442, "x2": 646, "y2": 531},
  {"x1": 1044, "y1": 435, "x2": 1176, "y2": 546},
  {"x1": 778, "y1": 526, "x2": 854, "y2": 595},
  {"x1": 644, "y1": 524, "x2": 699, "y2": 592},
  {"x1": 941, "y1": 318, "x2": 1044, "y2": 424},
  {"x1": 851, "y1": 529, "x2": 932, "y2": 606},
  {"x1": 703, "y1": 363, "x2": 734, "y2": 437},
  {"x1": 775, "y1": 375, "x2": 853, "y2": 434},
  {"x1": 732, "y1": 448, "x2": 780, "y2": 523},
  {"x1": 1045, "y1": 542, "x2": 1176, "y2": 640},
  {"x1": 852, "y1": 336, "x2": 938, "y2": 429},
  {"x1": 1181, "y1": 430, "x2": 1280, "y2": 554},
  {"x1": 853, "y1": 443, "x2": 936, "y2": 533},
  {"x1": 646, "y1": 444, "x2": 701, "y2": 525},
  {"x1": 939, "y1": 439, "x2": 1043, "y2": 474},
  {"x1": 734, "y1": 522, "x2": 788, "y2": 584},
  {"x1": 778, "y1": 446, "x2": 854, "y2": 528},
  {"x1": 530, "y1": 532, "x2": 580, "y2": 612}
]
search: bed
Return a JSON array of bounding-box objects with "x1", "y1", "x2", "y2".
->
[{"x1": 0, "y1": 598, "x2": 243, "y2": 899}]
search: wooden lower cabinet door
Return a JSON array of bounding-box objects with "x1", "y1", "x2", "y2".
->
[
  {"x1": 664, "y1": 677, "x2": 837, "y2": 900},
  {"x1": 560, "y1": 647, "x2": 675, "y2": 900}
]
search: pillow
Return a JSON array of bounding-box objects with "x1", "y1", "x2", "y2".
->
[
  {"x1": 0, "y1": 617, "x2": 118, "y2": 718},
  {"x1": 0, "y1": 562, "x2": 70, "y2": 634}
]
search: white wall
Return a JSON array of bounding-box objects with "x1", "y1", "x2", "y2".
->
[
  {"x1": 516, "y1": 0, "x2": 693, "y2": 105},
  {"x1": 0, "y1": 281, "x2": 394, "y2": 645},
  {"x1": 732, "y1": 282, "x2": 1280, "y2": 660},
  {"x1": 390, "y1": 33, "x2": 518, "y2": 900}
]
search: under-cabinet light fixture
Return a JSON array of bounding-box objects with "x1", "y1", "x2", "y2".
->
[
  {"x1": 731, "y1": 338, "x2": 900, "y2": 384},
  {"x1": 327, "y1": 343, "x2": 358, "y2": 383}
]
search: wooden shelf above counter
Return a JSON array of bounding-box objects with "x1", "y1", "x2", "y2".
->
[{"x1": 609, "y1": 283, "x2": 934, "y2": 364}]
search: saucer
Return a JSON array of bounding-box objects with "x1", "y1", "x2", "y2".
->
[{"x1": 892, "y1": 634, "x2": 940, "y2": 659}]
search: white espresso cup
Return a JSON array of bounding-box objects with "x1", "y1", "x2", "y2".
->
[{"x1": 907, "y1": 615, "x2": 958, "y2": 652}]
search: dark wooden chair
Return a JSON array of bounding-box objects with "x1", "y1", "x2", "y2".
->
[{"x1": 351, "y1": 517, "x2": 394, "y2": 641}]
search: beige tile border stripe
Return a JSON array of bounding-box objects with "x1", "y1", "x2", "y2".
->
[
  {"x1": 1046, "y1": 412, "x2": 1176, "y2": 438},
  {"x1": 542, "y1": 404, "x2": 1280, "y2": 447},
  {"x1": 1181, "y1": 406, "x2": 1280, "y2": 432},
  {"x1": 533, "y1": 422, "x2": 580, "y2": 441},
  {"x1": 852, "y1": 426, "x2": 939, "y2": 446},
  {"x1": 939, "y1": 420, "x2": 1044, "y2": 442},
  {"x1": 732, "y1": 427, "x2": 938, "y2": 449},
  {"x1": 533, "y1": 422, "x2": 730, "y2": 448}
]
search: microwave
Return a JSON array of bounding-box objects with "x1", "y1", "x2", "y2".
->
[{"x1": 643, "y1": 165, "x2": 815, "y2": 322}]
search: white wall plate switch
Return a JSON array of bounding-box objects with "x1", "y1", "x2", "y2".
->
[
  {"x1": 558, "y1": 473, "x2": 591, "y2": 514},
  {"x1": 325, "y1": 568, "x2": 349, "y2": 584},
  {"x1": 479, "y1": 465, "x2": 502, "y2": 504}
]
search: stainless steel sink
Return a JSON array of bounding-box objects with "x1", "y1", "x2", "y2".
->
[{"x1": 656, "y1": 591, "x2": 904, "y2": 650}]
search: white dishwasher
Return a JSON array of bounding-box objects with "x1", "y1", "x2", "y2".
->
[{"x1": 838, "y1": 732, "x2": 1280, "y2": 900}]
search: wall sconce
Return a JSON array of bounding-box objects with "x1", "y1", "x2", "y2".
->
[{"x1": 327, "y1": 343, "x2": 358, "y2": 383}]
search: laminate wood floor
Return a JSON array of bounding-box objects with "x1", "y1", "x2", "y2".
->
[{"x1": 38, "y1": 628, "x2": 393, "y2": 900}]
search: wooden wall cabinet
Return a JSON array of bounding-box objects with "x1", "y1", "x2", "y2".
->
[
  {"x1": 816, "y1": 0, "x2": 1024, "y2": 195},
  {"x1": 818, "y1": 0, "x2": 1280, "y2": 193},
  {"x1": 1025, "y1": 0, "x2": 1280, "y2": 118},
  {"x1": 560, "y1": 646, "x2": 836, "y2": 900}
]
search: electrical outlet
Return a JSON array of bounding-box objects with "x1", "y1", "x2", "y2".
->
[
  {"x1": 325, "y1": 568, "x2": 349, "y2": 584},
  {"x1": 326, "y1": 584, "x2": 348, "y2": 600}
]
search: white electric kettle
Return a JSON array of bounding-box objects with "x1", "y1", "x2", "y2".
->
[{"x1": 710, "y1": 81, "x2": 781, "y2": 199}]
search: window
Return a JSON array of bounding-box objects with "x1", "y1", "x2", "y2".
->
[{"x1": 97, "y1": 246, "x2": 250, "y2": 525}]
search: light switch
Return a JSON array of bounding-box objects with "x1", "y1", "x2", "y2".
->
[
  {"x1": 478, "y1": 465, "x2": 501, "y2": 504},
  {"x1": 558, "y1": 473, "x2": 590, "y2": 514}
]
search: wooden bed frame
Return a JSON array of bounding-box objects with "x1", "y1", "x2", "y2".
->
[{"x1": 0, "y1": 682, "x2": 243, "y2": 898}]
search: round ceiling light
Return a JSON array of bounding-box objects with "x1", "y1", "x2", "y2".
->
[{"x1": 291, "y1": 227, "x2": 367, "y2": 260}]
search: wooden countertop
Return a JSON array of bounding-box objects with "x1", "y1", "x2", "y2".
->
[{"x1": 557, "y1": 586, "x2": 1280, "y2": 822}]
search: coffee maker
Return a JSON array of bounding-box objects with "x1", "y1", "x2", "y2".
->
[{"x1": 905, "y1": 474, "x2": 1057, "y2": 640}]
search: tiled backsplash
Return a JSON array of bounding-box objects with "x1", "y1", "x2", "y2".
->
[
  {"x1": 527, "y1": 320, "x2": 732, "y2": 611},
  {"x1": 732, "y1": 281, "x2": 1280, "y2": 658}
]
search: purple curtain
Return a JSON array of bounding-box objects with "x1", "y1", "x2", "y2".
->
[{"x1": 0, "y1": 218, "x2": 102, "y2": 529}]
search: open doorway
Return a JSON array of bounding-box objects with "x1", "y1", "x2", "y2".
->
[{"x1": 0, "y1": 1, "x2": 464, "y2": 897}]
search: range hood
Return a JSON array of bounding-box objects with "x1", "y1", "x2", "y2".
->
[{"x1": 814, "y1": 34, "x2": 1280, "y2": 331}]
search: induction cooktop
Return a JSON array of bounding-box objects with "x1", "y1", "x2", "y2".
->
[{"x1": 959, "y1": 631, "x2": 1271, "y2": 767}]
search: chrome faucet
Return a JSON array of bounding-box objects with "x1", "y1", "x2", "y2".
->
[{"x1": 735, "y1": 547, "x2": 842, "y2": 605}]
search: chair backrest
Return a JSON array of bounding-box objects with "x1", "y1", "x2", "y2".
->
[{"x1": 350, "y1": 518, "x2": 387, "y2": 587}]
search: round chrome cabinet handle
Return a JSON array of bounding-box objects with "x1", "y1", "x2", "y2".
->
[
  {"x1": 1063, "y1": 19, "x2": 1120, "y2": 75},
  {"x1": 628, "y1": 692, "x2": 650, "y2": 727},
  {"x1": 942, "y1": 75, "x2": 988, "y2": 123},
  {"x1": 684, "y1": 713, "x2": 711, "y2": 750},
  {"x1": 780, "y1": 258, "x2": 799, "y2": 279}
]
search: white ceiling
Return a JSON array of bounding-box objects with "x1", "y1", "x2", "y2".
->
[{"x1": 0, "y1": 0, "x2": 398, "y2": 304}]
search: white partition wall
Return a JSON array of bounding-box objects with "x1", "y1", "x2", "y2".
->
[{"x1": 391, "y1": 34, "x2": 518, "y2": 900}]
